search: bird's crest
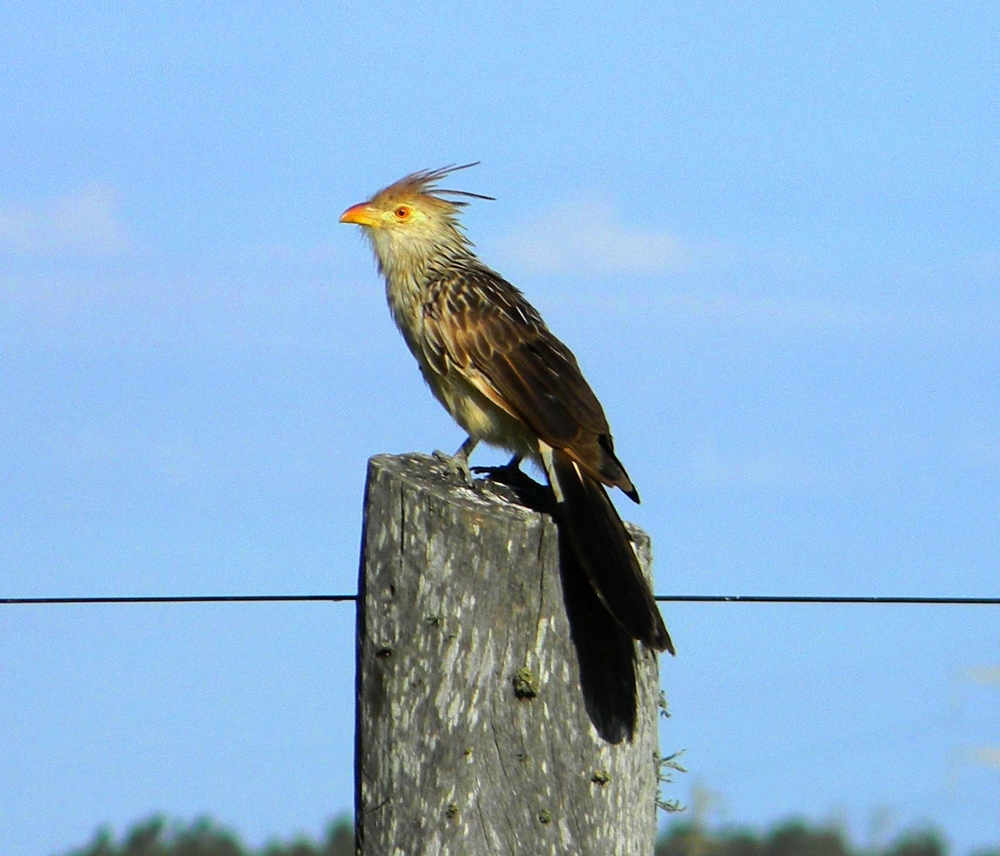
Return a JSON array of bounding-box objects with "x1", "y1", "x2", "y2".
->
[{"x1": 372, "y1": 163, "x2": 495, "y2": 212}]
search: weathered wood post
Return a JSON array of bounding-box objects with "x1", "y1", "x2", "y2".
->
[{"x1": 355, "y1": 453, "x2": 663, "y2": 855}]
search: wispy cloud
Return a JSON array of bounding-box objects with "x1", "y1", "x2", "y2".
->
[
  {"x1": 678, "y1": 439, "x2": 827, "y2": 489},
  {"x1": 0, "y1": 185, "x2": 127, "y2": 256},
  {"x1": 960, "y1": 665, "x2": 1000, "y2": 771},
  {"x1": 967, "y1": 747, "x2": 1000, "y2": 769},
  {"x1": 965, "y1": 666, "x2": 1000, "y2": 688},
  {"x1": 497, "y1": 197, "x2": 693, "y2": 276}
]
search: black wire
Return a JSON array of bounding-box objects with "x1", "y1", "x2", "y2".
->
[
  {"x1": 1, "y1": 594, "x2": 997, "y2": 606},
  {"x1": 654, "y1": 595, "x2": 1000, "y2": 605},
  {"x1": 0, "y1": 594, "x2": 356, "y2": 605}
]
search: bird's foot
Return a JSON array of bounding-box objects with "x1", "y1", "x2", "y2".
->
[
  {"x1": 472, "y1": 455, "x2": 535, "y2": 490},
  {"x1": 433, "y1": 448, "x2": 477, "y2": 490}
]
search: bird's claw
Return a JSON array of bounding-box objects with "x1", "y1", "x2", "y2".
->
[
  {"x1": 471, "y1": 456, "x2": 535, "y2": 491},
  {"x1": 433, "y1": 449, "x2": 477, "y2": 490}
]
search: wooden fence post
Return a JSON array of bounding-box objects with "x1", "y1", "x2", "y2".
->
[{"x1": 355, "y1": 452, "x2": 663, "y2": 855}]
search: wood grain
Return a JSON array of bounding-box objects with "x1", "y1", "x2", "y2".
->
[{"x1": 355, "y1": 453, "x2": 662, "y2": 855}]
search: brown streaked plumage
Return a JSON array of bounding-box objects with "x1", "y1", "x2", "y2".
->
[{"x1": 341, "y1": 163, "x2": 672, "y2": 654}]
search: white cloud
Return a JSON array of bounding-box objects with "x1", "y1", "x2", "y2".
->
[
  {"x1": 968, "y1": 747, "x2": 1000, "y2": 769},
  {"x1": 606, "y1": 292, "x2": 876, "y2": 330},
  {"x1": 679, "y1": 439, "x2": 827, "y2": 489},
  {"x1": 0, "y1": 185, "x2": 127, "y2": 256},
  {"x1": 966, "y1": 666, "x2": 1000, "y2": 687},
  {"x1": 497, "y1": 197, "x2": 692, "y2": 277}
]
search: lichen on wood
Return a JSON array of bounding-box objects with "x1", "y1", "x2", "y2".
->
[{"x1": 355, "y1": 453, "x2": 662, "y2": 856}]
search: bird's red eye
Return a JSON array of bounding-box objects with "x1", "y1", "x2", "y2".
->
[{"x1": 394, "y1": 206, "x2": 410, "y2": 219}]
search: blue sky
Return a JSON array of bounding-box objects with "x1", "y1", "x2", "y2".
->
[{"x1": 2, "y1": 3, "x2": 998, "y2": 854}]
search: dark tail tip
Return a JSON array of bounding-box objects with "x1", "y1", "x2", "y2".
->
[{"x1": 652, "y1": 625, "x2": 676, "y2": 656}]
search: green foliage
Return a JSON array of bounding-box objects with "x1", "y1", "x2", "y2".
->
[
  {"x1": 656, "y1": 749, "x2": 687, "y2": 814},
  {"x1": 885, "y1": 832, "x2": 948, "y2": 856},
  {"x1": 655, "y1": 691, "x2": 686, "y2": 814},
  {"x1": 655, "y1": 820, "x2": 957, "y2": 856},
  {"x1": 61, "y1": 817, "x2": 353, "y2": 856},
  {"x1": 56, "y1": 813, "x2": 992, "y2": 856}
]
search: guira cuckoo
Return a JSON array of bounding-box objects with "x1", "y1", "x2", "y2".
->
[{"x1": 340, "y1": 164, "x2": 673, "y2": 654}]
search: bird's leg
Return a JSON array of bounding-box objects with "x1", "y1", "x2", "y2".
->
[
  {"x1": 433, "y1": 436, "x2": 479, "y2": 488},
  {"x1": 473, "y1": 453, "x2": 544, "y2": 493},
  {"x1": 472, "y1": 453, "x2": 523, "y2": 478}
]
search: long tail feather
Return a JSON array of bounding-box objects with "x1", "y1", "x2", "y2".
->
[{"x1": 543, "y1": 447, "x2": 674, "y2": 654}]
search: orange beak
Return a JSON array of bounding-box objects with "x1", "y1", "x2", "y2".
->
[{"x1": 339, "y1": 202, "x2": 380, "y2": 227}]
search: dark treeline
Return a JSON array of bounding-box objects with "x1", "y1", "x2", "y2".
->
[
  {"x1": 61, "y1": 817, "x2": 354, "y2": 856},
  {"x1": 656, "y1": 821, "x2": 998, "y2": 856},
  {"x1": 59, "y1": 815, "x2": 998, "y2": 856}
]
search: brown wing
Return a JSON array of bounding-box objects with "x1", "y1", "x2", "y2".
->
[{"x1": 422, "y1": 262, "x2": 637, "y2": 498}]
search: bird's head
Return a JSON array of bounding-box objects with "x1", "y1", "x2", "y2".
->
[{"x1": 340, "y1": 163, "x2": 493, "y2": 278}]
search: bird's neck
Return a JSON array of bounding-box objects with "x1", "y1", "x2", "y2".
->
[
  {"x1": 383, "y1": 265, "x2": 424, "y2": 345},
  {"x1": 369, "y1": 229, "x2": 467, "y2": 314},
  {"x1": 370, "y1": 221, "x2": 471, "y2": 277},
  {"x1": 376, "y1": 241, "x2": 478, "y2": 358}
]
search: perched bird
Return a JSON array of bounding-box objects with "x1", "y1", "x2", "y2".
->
[{"x1": 340, "y1": 163, "x2": 672, "y2": 654}]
